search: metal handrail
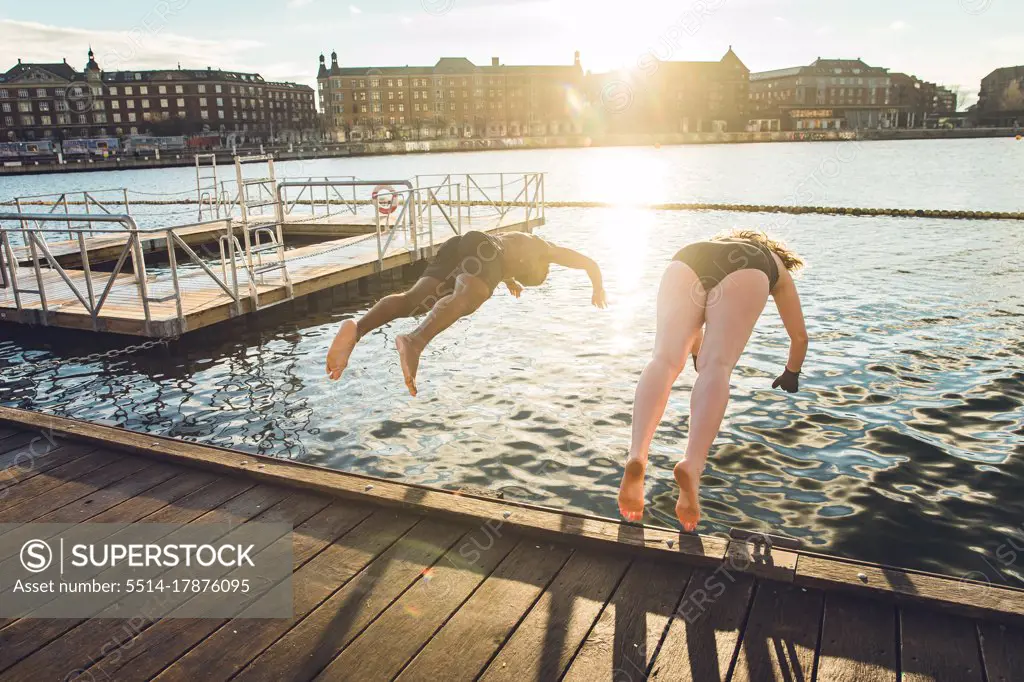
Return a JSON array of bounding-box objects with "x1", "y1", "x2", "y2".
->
[
  {"x1": 0, "y1": 212, "x2": 152, "y2": 330},
  {"x1": 0, "y1": 212, "x2": 247, "y2": 336}
]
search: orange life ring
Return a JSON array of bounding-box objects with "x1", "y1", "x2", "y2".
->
[{"x1": 372, "y1": 185, "x2": 399, "y2": 215}]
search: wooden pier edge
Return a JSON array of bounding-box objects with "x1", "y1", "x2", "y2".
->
[{"x1": 2, "y1": 405, "x2": 1023, "y2": 627}]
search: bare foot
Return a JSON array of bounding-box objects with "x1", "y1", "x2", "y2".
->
[
  {"x1": 326, "y1": 320, "x2": 359, "y2": 381},
  {"x1": 673, "y1": 460, "x2": 703, "y2": 532},
  {"x1": 617, "y1": 457, "x2": 647, "y2": 522},
  {"x1": 395, "y1": 334, "x2": 422, "y2": 397}
]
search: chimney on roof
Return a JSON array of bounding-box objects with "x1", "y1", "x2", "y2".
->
[
  {"x1": 491, "y1": 57, "x2": 499, "y2": 67},
  {"x1": 574, "y1": 51, "x2": 580, "y2": 67}
]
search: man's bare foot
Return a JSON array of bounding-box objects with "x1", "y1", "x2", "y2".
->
[
  {"x1": 395, "y1": 334, "x2": 422, "y2": 397},
  {"x1": 673, "y1": 460, "x2": 703, "y2": 532},
  {"x1": 617, "y1": 457, "x2": 647, "y2": 522},
  {"x1": 326, "y1": 320, "x2": 359, "y2": 381}
]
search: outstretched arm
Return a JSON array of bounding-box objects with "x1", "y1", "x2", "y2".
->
[
  {"x1": 547, "y1": 245, "x2": 607, "y2": 308},
  {"x1": 770, "y1": 269, "x2": 808, "y2": 392}
]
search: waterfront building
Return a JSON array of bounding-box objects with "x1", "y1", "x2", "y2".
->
[
  {"x1": 976, "y1": 65, "x2": 1024, "y2": 127},
  {"x1": 750, "y1": 58, "x2": 905, "y2": 131},
  {"x1": 0, "y1": 49, "x2": 316, "y2": 144},
  {"x1": 317, "y1": 51, "x2": 585, "y2": 142},
  {"x1": 587, "y1": 48, "x2": 750, "y2": 135},
  {"x1": 890, "y1": 73, "x2": 958, "y2": 127}
]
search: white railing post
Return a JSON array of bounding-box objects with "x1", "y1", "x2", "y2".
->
[
  {"x1": 457, "y1": 183, "x2": 462, "y2": 235},
  {"x1": 165, "y1": 230, "x2": 184, "y2": 327},
  {"x1": 375, "y1": 206, "x2": 384, "y2": 270}
]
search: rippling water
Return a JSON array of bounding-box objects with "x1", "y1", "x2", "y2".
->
[{"x1": 2, "y1": 140, "x2": 1023, "y2": 581}]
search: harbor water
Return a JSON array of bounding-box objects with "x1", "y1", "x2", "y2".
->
[{"x1": 1, "y1": 138, "x2": 1022, "y2": 583}]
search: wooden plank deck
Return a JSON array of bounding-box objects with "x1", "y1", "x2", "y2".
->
[
  {"x1": 0, "y1": 211, "x2": 539, "y2": 336},
  {"x1": 0, "y1": 406, "x2": 1022, "y2": 682}
]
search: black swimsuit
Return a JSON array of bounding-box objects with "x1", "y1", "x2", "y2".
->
[
  {"x1": 672, "y1": 238, "x2": 780, "y2": 291},
  {"x1": 422, "y1": 231, "x2": 505, "y2": 292}
]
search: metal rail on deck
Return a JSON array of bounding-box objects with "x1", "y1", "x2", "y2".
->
[{"x1": 0, "y1": 213, "x2": 248, "y2": 337}]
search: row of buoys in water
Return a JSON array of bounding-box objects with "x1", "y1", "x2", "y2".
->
[
  {"x1": 7, "y1": 199, "x2": 1020, "y2": 221},
  {"x1": 539, "y1": 201, "x2": 1024, "y2": 220}
]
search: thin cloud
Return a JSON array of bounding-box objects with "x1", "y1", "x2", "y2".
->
[
  {"x1": 0, "y1": 19, "x2": 265, "y2": 76},
  {"x1": 349, "y1": 5, "x2": 362, "y2": 13},
  {"x1": 287, "y1": 0, "x2": 314, "y2": 7},
  {"x1": 890, "y1": 20, "x2": 907, "y2": 31}
]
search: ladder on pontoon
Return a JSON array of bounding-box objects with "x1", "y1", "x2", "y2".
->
[
  {"x1": 233, "y1": 154, "x2": 293, "y2": 311},
  {"x1": 195, "y1": 153, "x2": 221, "y2": 221}
]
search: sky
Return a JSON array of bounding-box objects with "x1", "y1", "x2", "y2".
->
[{"x1": 1, "y1": 0, "x2": 1020, "y2": 108}]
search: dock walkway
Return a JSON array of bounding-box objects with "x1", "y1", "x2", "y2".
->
[
  {"x1": 0, "y1": 171, "x2": 546, "y2": 337},
  {"x1": 0, "y1": 406, "x2": 1021, "y2": 681}
]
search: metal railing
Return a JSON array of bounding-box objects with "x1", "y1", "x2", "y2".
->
[
  {"x1": 0, "y1": 212, "x2": 244, "y2": 336},
  {"x1": 414, "y1": 172, "x2": 545, "y2": 224}
]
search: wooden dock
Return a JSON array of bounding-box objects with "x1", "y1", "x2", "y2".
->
[
  {"x1": 0, "y1": 212, "x2": 539, "y2": 337},
  {"x1": 8, "y1": 215, "x2": 384, "y2": 269},
  {"x1": 0, "y1": 406, "x2": 1021, "y2": 681}
]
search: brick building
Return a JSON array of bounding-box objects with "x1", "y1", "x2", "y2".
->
[
  {"x1": 588, "y1": 48, "x2": 750, "y2": 135},
  {"x1": 750, "y1": 58, "x2": 896, "y2": 131},
  {"x1": 750, "y1": 58, "x2": 957, "y2": 131},
  {"x1": 0, "y1": 49, "x2": 316, "y2": 143},
  {"x1": 890, "y1": 73, "x2": 958, "y2": 127},
  {"x1": 317, "y1": 51, "x2": 585, "y2": 141},
  {"x1": 976, "y1": 65, "x2": 1024, "y2": 127}
]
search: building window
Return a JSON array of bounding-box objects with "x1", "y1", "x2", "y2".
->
[
  {"x1": 177, "y1": 98, "x2": 185, "y2": 107},
  {"x1": 125, "y1": 86, "x2": 134, "y2": 96},
  {"x1": 450, "y1": 103, "x2": 456, "y2": 111},
  {"x1": 35, "y1": 88, "x2": 46, "y2": 97},
  {"x1": 20, "y1": 115, "x2": 33, "y2": 125},
  {"x1": 388, "y1": 91, "x2": 394, "y2": 100},
  {"x1": 360, "y1": 104, "x2": 367, "y2": 113},
  {"x1": 198, "y1": 85, "x2": 206, "y2": 93},
  {"x1": 398, "y1": 103, "x2": 404, "y2": 112},
  {"x1": 140, "y1": 86, "x2": 149, "y2": 95},
  {"x1": 216, "y1": 97, "x2": 223, "y2": 106},
  {"x1": 158, "y1": 99, "x2": 166, "y2": 108},
  {"x1": 3, "y1": 116, "x2": 12, "y2": 126},
  {"x1": 0, "y1": 89, "x2": 7, "y2": 98},
  {"x1": 175, "y1": 86, "x2": 184, "y2": 94},
  {"x1": 40, "y1": 115, "x2": 51, "y2": 125},
  {"x1": 94, "y1": 113, "x2": 107, "y2": 123},
  {"x1": 57, "y1": 114, "x2": 70, "y2": 124},
  {"x1": 389, "y1": 104, "x2": 395, "y2": 112},
  {"x1": 39, "y1": 101, "x2": 49, "y2": 112},
  {"x1": 0, "y1": 103, "x2": 9, "y2": 113},
  {"x1": 397, "y1": 79, "x2": 404, "y2": 87},
  {"x1": 77, "y1": 114, "x2": 87, "y2": 124},
  {"x1": 128, "y1": 112, "x2": 137, "y2": 122},
  {"x1": 142, "y1": 99, "x2": 151, "y2": 109},
  {"x1": 17, "y1": 89, "x2": 29, "y2": 98},
  {"x1": 218, "y1": 109, "x2": 225, "y2": 118},
  {"x1": 113, "y1": 113, "x2": 121, "y2": 123},
  {"x1": 18, "y1": 102, "x2": 31, "y2": 113},
  {"x1": 201, "y1": 110, "x2": 209, "y2": 119},
  {"x1": 215, "y1": 85, "x2": 222, "y2": 93}
]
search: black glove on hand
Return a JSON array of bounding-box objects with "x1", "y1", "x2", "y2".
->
[{"x1": 772, "y1": 368, "x2": 800, "y2": 393}]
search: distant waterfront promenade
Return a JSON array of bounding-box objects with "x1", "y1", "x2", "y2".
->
[{"x1": 0, "y1": 126, "x2": 1017, "y2": 177}]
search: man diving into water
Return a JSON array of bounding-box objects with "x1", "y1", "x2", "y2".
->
[{"x1": 326, "y1": 230, "x2": 606, "y2": 396}]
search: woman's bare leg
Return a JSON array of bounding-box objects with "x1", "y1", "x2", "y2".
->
[
  {"x1": 326, "y1": 276, "x2": 447, "y2": 380},
  {"x1": 674, "y1": 269, "x2": 769, "y2": 530},
  {"x1": 396, "y1": 273, "x2": 492, "y2": 396},
  {"x1": 619, "y1": 262, "x2": 706, "y2": 521}
]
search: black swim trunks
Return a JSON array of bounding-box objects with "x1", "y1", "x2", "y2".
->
[
  {"x1": 422, "y1": 231, "x2": 505, "y2": 292},
  {"x1": 672, "y1": 238, "x2": 780, "y2": 291}
]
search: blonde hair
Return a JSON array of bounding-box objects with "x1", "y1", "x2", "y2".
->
[{"x1": 715, "y1": 229, "x2": 805, "y2": 272}]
